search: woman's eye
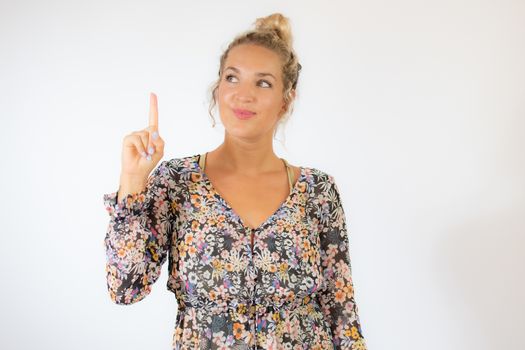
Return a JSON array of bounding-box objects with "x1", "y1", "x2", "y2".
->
[
  {"x1": 225, "y1": 74, "x2": 237, "y2": 82},
  {"x1": 259, "y1": 80, "x2": 272, "y2": 88},
  {"x1": 224, "y1": 74, "x2": 272, "y2": 88}
]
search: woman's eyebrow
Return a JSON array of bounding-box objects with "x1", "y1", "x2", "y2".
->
[{"x1": 224, "y1": 66, "x2": 276, "y2": 80}]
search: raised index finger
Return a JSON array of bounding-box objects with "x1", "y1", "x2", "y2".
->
[{"x1": 149, "y1": 92, "x2": 158, "y2": 130}]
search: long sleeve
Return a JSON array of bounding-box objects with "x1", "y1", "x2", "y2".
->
[
  {"x1": 102, "y1": 160, "x2": 176, "y2": 305},
  {"x1": 314, "y1": 173, "x2": 367, "y2": 350}
]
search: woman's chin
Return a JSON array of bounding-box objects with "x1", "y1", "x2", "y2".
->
[
  {"x1": 226, "y1": 127, "x2": 256, "y2": 138},
  {"x1": 221, "y1": 117, "x2": 275, "y2": 139}
]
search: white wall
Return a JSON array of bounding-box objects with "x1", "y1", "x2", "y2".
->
[{"x1": 1, "y1": 0, "x2": 524, "y2": 349}]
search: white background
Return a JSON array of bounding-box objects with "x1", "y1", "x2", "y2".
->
[{"x1": 1, "y1": 0, "x2": 524, "y2": 349}]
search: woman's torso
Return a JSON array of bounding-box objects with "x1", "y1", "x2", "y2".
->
[{"x1": 168, "y1": 154, "x2": 335, "y2": 349}]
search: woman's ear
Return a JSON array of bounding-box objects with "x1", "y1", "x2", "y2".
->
[
  {"x1": 280, "y1": 89, "x2": 296, "y2": 117},
  {"x1": 289, "y1": 89, "x2": 296, "y2": 102}
]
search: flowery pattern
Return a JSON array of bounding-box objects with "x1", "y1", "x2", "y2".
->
[{"x1": 103, "y1": 154, "x2": 367, "y2": 350}]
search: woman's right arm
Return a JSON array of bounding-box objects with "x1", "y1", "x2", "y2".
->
[
  {"x1": 103, "y1": 160, "x2": 176, "y2": 305},
  {"x1": 102, "y1": 92, "x2": 176, "y2": 305}
]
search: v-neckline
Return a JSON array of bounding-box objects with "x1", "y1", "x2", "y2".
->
[{"x1": 194, "y1": 154, "x2": 306, "y2": 232}]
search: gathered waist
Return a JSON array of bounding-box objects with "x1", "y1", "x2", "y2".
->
[{"x1": 177, "y1": 294, "x2": 319, "y2": 317}]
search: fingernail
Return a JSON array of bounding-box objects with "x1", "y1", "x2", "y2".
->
[
  {"x1": 152, "y1": 131, "x2": 158, "y2": 140},
  {"x1": 141, "y1": 151, "x2": 147, "y2": 158},
  {"x1": 146, "y1": 155, "x2": 152, "y2": 161},
  {"x1": 148, "y1": 146, "x2": 154, "y2": 155}
]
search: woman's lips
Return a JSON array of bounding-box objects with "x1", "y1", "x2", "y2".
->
[{"x1": 233, "y1": 108, "x2": 256, "y2": 120}]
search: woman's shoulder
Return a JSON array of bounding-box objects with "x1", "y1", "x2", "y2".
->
[
  {"x1": 147, "y1": 154, "x2": 201, "y2": 188},
  {"x1": 160, "y1": 153, "x2": 201, "y2": 173}
]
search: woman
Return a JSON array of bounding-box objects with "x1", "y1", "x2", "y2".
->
[{"x1": 103, "y1": 13, "x2": 367, "y2": 350}]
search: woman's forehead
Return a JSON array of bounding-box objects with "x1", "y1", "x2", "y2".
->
[{"x1": 225, "y1": 45, "x2": 281, "y2": 75}]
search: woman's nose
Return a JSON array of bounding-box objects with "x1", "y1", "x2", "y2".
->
[{"x1": 234, "y1": 83, "x2": 256, "y2": 102}]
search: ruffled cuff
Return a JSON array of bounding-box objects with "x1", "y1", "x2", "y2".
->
[{"x1": 103, "y1": 188, "x2": 149, "y2": 219}]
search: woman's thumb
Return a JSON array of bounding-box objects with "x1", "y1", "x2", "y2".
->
[{"x1": 148, "y1": 129, "x2": 164, "y2": 159}]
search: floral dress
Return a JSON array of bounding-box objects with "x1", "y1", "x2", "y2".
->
[{"x1": 103, "y1": 154, "x2": 367, "y2": 350}]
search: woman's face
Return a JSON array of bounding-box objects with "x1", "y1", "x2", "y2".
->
[{"x1": 217, "y1": 43, "x2": 287, "y2": 140}]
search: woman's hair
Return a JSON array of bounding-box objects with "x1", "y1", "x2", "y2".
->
[{"x1": 207, "y1": 13, "x2": 302, "y2": 140}]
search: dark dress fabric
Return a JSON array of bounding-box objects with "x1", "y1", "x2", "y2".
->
[{"x1": 103, "y1": 154, "x2": 367, "y2": 350}]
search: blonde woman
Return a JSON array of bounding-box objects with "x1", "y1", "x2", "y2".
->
[{"x1": 103, "y1": 13, "x2": 367, "y2": 350}]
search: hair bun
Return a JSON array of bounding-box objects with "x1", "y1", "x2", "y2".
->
[{"x1": 253, "y1": 13, "x2": 293, "y2": 48}]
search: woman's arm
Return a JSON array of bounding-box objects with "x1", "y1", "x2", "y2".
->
[{"x1": 102, "y1": 160, "x2": 176, "y2": 305}]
